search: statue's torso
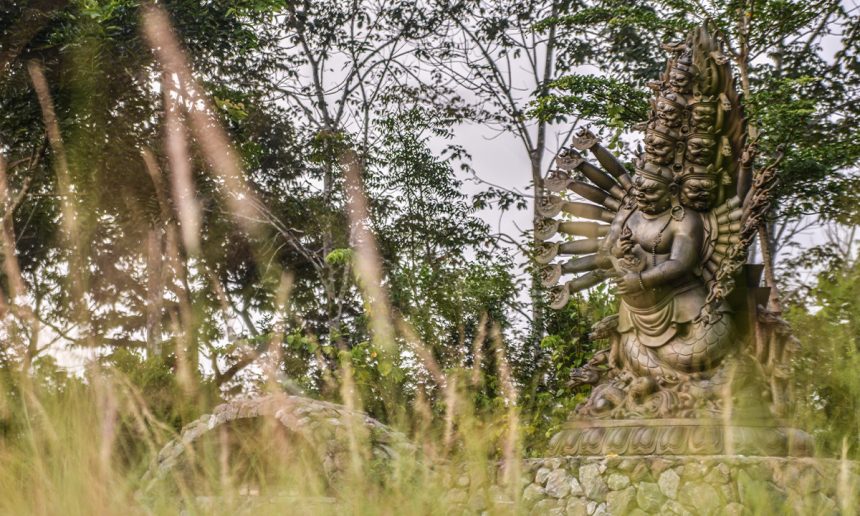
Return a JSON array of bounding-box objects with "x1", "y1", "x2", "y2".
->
[{"x1": 606, "y1": 208, "x2": 705, "y2": 310}]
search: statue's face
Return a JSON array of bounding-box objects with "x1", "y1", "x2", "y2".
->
[
  {"x1": 691, "y1": 104, "x2": 716, "y2": 131},
  {"x1": 669, "y1": 69, "x2": 691, "y2": 92},
  {"x1": 685, "y1": 136, "x2": 717, "y2": 165},
  {"x1": 644, "y1": 133, "x2": 674, "y2": 165},
  {"x1": 656, "y1": 99, "x2": 682, "y2": 127},
  {"x1": 633, "y1": 176, "x2": 672, "y2": 214},
  {"x1": 680, "y1": 177, "x2": 717, "y2": 211}
]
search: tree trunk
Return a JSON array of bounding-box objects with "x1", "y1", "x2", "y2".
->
[
  {"x1": 736, "y1": 8, "x2": 782, "y2": 313},
  {"x1": 528, "y1": 0, "x2": 558, "y2": 358},
  {"x1": 145, "y1": 227, "x2": 164, "y2": 356},
  {"x1": 530, "y1": 155, "x2": 545, "y2": 354}
]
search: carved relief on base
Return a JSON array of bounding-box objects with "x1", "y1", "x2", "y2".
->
[
  {"x1": 549, "y1": 419, "x2": 814, "y2": 457},
  {"x1": 567, "y1": 314, "x2": 771, "y2": 422}
]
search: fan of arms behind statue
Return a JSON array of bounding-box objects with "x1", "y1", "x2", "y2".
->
[{"x1": 536, "y1": 26, "x2": 807, "y2": 455}]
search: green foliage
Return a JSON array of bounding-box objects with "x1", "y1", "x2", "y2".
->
[
  {"x1": 542, "y1": 0, "x2": 687, "y2": 84},
  {"x1": 366, "y1": 109, "x2": 521, "y2": 413},
  {"x1": 519, "y1": 285, "x2": 616, "y2": 452},
  {"x1": 748, "y1": 68, "x2": 860, "y2": 224},
  {"x1": 372, "y1": 110, "x2": 519, "y2": 351},
  {"x1": 531, "y1": 74, "x2": 650, "y2": 149},
  {"x1": 324, "y1": 248, "x2": 354, "y2": 266},
  {"x1": 787, "y1": 258, "x2": 860, "y2": 457}
]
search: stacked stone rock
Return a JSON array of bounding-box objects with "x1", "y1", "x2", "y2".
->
[
  {"x1": 486, "y1": 456, "x2": 856, "y2": 515},
  {"x1": 141, "y1": 394, "x2": 415, "y2": 494},
  {"x1": 147, "y1": 394, "x2": 858, "y2": 513}
]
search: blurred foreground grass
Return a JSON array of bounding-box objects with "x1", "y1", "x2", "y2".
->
[
  {"x1": 0, "y1": 327, "x2": 858, "y2": 515},
  {"x1": 0, "y1": 366, "x2": 532, "y2": 515},
  {"x1": 0, "y1": 3, "x2": 859, "y2": 514}
]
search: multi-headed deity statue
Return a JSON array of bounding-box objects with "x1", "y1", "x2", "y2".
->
[{"x1": 536, "y1": 26, "x2": 810, "y2": 456}]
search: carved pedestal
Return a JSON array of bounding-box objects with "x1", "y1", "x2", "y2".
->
[{"x1": 549, "y1": 418, "x2": 813, "y2": 457}]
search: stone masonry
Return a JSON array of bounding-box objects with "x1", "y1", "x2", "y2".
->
[{"x1": 446, "y1": 456, "x2": 859, "y2": 515}]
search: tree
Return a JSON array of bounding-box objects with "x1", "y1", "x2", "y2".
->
[
  {"x1": 419, "y1": 0, "x2": 608, "y2": 365},
  {"x1": 189, "y1": 0, "x2": 482, "y2": 366},
  {"x1": 0, "y1": 1, "x2": 527, "y2": 422},
  {"x1": 787, "y1": 241, "x2": 860, "y2": 456},
  {"x1": 371, "y1": 109, "x2": 519, "y2": 370},
  {"x1": 0, "y1": 1, "x2": 310, "y2": 389}
]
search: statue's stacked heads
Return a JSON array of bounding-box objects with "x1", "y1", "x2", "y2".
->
[
  {"x1": 637, "y1": 27, "x2": 740, "y2": 211},
  {"x1": 667, "y1": 50, "x2": 694, "y2": 93}
]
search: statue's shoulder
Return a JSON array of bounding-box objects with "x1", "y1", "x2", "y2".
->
[
  {"x1": 604, "y1": 207, "x2": 633, "y2": 239},
  {"x1": 612, "y1": 204, "x2": 637, "y2": 224},
  {"x1": 673, "y1": 206, "x2": 704, "y2": 233}
]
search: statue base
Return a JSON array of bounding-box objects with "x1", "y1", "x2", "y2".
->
[
  {"x1": 497, "y1": 455, "x2": 859, "y2": 515},
  {"x1": 549, "y1": 418, "x2": 813, "y2": 457}
]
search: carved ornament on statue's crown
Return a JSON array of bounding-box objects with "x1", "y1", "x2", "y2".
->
[
  {"x1": 643, "y1": 120, "x2": 685, "y2": 174},
  {"x1": 633, "y1": 158, "x2": 675, "y2": 186},
  {"x1": 643, "y1": 129, "x2": 677, "y2": 166}
]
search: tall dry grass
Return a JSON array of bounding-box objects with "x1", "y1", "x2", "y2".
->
[
  {"x1": 0, "y1": 4, "x2": 857, "y2": 515},
  {"x1": 0, "y1": 6, "x2": 528, "y2": 514}
]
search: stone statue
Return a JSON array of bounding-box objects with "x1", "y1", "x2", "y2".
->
[{"x1": 536, "y1": 25, "x2": 811, "y2": 456}]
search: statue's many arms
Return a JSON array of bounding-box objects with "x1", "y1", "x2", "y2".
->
[
  {"x1": 539, "y1": 24, "x2": 812, "y2": 457},
  {"x1": 537, "y1": 25, "x2": 747, "y2": 387}
]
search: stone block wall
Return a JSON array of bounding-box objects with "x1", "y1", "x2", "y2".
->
[
  {"x1": 451, "y1": 456, "x2": 859, "y2": 515},
  {"x1": 149, "y1": 398, "x2": 859, "y2": 514}
]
